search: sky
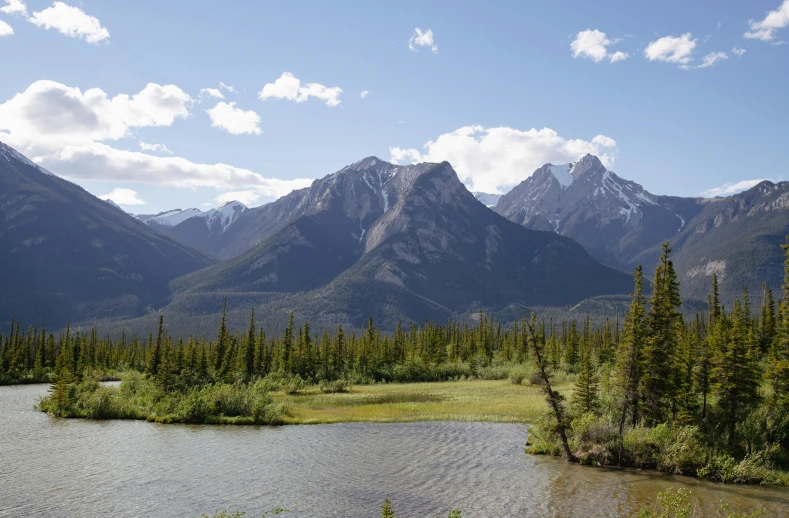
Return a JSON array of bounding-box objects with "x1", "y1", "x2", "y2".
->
[{"x1": 0, "y1": 0, "x2": 787, "y2": 213}]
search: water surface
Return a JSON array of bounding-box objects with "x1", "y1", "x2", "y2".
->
[{"x1": 1, "y1": 384, "x2": 787, "y2": 517}]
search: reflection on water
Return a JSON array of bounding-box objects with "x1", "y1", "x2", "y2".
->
[{"x1": 1, "y1": 384, "x2": 787, "y2": 517}]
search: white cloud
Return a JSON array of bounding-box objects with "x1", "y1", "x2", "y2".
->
[
  {"x1": 570, "y1": 29, "x2": 629, "y2": 63},
  {"x1": 0, "y1": 19, "x2": 12, "y2": 36},
  {"x1": 732, "y1": 47, "x2": 747, "y2": 56},
  {"x1": 219, "y1": 82, "x2": 236, "y2": 94},
  {"x1": 29, "y1": 2, "x2": 109, "y2": 44},
  {"x1": 683, "y1": 51, "x2": 728, "y2": 70},
  {"x1": 206, "y1": 101, "x2": 262, "y2": 135},
  {"x1": 609, "y1": 51, "x2": 629, "y2": 63},
  {"x1": 408, "y1": 27, "x2": 438, "y2": 53},
  {"x1": 360, "y1": 90, "x2": 369, "y2": 99},
  {"x1": 0, "y1": 80, "x2": 192, "y2": 147},
  {"x1": 200, "y1": 88, "x2": 224, "y2": 99},
  {"x1": 32, "y1": 141, "x2": 313, "y2": 195},
  {"x1": 1, "y1": 0, "x2": 26, "y2": 15},
  {"x1": 644, "y1": 33, "x2": 697, "y2": 64},
  {"x1": 99, "y1": 187, "x2": 146, "y2": 206},
  {"x1": 139, "y1": 141, "x2": 172, "y2": 154},
  {"x1": 258, "y1": 72, "x2": 342, "y2": 107},
  {"x1": 702, "y1": 179, "x2": 775, "y2": 197},
  {"x1": 389, "y1": 125, "x2": 618, "y2": 193},
  {"x1": 0, "y1": 79, "x2": 310, "y2": 199},
  {"x1": 745, "y1": 0, "x2": 789, "y2": 41}
]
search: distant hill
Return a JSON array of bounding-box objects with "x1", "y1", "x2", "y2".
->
[{"x1": 0, "y1": 141, "x2": 213, "y2": 327}]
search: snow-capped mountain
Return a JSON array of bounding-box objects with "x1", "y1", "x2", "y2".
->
[
  {"x1": 472, "y1": 191, "x2": 502, "y2": 207},
  {"x1": 169, "y1": 155, "x2": 631, "y2": 329},
  {"x1": 138, "y1": 201, "x2": 247, "y2": 233},
  {"x1": 494, "y1": 154, "x2": 702, "y2": 269}
]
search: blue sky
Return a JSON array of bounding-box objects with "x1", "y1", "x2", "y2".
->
[{"x1": 1, "y1": 0, "x2": 787, "y2": 212}]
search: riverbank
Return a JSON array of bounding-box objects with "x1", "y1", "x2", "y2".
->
[
  {"x1": 38, "y1": 375, "x2": 572, "y2": 425},
  {"x1": 274, "y1": 379, "x2": 572, "y2": 424}
]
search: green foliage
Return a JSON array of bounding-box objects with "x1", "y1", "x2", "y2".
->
[
  {"x1": 637, "y1": 488, "x2": 766, "y2": 518},
  {"x1": 320, "y1": 378, "x2": 351, "y2": 394},
  {"x1": 380, "y1": 499, "x2": 396, "y2": 518}
]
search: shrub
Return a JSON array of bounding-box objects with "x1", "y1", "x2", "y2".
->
[
  {"x1": 320, "y1": 379, "x2": 351, "y2": 394},
  {"x1": 283, "y1": 375, "x2": 305, "y2": 395},
  {"x1": 655, "y1": 426, "x2": 707, "y2": 476}
]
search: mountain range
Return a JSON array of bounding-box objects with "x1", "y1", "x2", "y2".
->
[
  {"x1": 493, "y1": 154, "x2": 789, "y2": 306},
  {"x1": 1, "y1": 139, "x2": 787, "y2": 333}
]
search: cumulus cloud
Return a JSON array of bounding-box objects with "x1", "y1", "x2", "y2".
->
[
  {"x1": 139, "y1": 141, "x2": 172, "y2": 154},
  {"x1": 644, "y1": 33, "x2": 697, "y2": 64},
  {"x1": 702, "y1": 179, "x2": 775, "y2": 197},
  {"x1": 0, "y1": 80, "x2": 192, "y2": 147},
  {"x1": 389, "y1": 125, "x2": 618, "y2": 193},
  {"x1": 258, "y1": 72, "x2": 342, "y2": 107},
  {"x1": 570, "y1": 29, "x2": 629, "y2": 63},
  {"x1": 360, "y1": 90, "x2": 369, "y2": 99},
  {"x1": 206, "y1": 102, "x2": 261, "y2": 135},
  {"x1": 200, "y1": 88, "x2": 224, "y2": 99},
  {"x1": 1, "y1": 0, "x2": 25, "y2": 15},
  {"x1": 0, "y1": 19, "x2": 12, "y2": 36},
  {"x1": 0, "y1": 79, "x2": 312, "y2": 200},
  {"x1": 681, "y1": 51, "x2": 728, "y2": 70},
  {"x1": 732, "y1": 47, "x2": 747, "y2": 56},
  {"x1": 99, "y1": 187, "x2": 146, "y2": 206},
  {"x1": 745, "y1": 0, "x2": 789, "y2": 41},
  {"x1": 32, "y1": 142, "x2": 313, "y2": 196},
  {"x1": 29, "y1": 2, "x2": 109, "y2": 44},
  {"x1": 408, "y1": 27, "x2": 438, "y2": 53}
]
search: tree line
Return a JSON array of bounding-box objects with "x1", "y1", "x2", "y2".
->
[{"x1": 528, "y1": 240, "x2": 789, "y2": 484}]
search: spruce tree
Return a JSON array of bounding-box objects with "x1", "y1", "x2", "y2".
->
[
  {"x1": 572, "y1": 337, "x2": 599, "y2": 415},
  {"x1": 641, "y1": 242, "x2": 683, "y2": 424},
  {"x1": 615, "y1": 265, "x2": 646, "y2": 455}
]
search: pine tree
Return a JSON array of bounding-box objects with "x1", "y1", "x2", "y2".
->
[
  {"x1": 641, "y1": 242, "x2": 683, "y2": 424},
  {"x1": 241, "y1": 309, "x2": 256, "y2": 380},
  {"x1": 215, "y1": 299, "x2": 229, "y2": 374},
  {"x1": 714, "y1": 299, "x2": 761, "y2": 445},
  {"x1": 769, "y1": 236, "x2": 789, "y2": 403},
  {"x1": 572, "y1": 337, "x2": 599, "y2": 415},
  {"x1": 615, "y1": 265, "x2": 646, "y2": 457},
  {"x1": 380, "y1": 499, "x2": 396, "y2": 518},
  {"x1": 149, "y1": 315, "x2": 164, "y2": 376}
]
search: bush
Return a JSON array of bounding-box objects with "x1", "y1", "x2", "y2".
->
[
  {"x1": 283, "y1": 375, "x2": 305, "y2": 395},
  {"x1": 657, "y1": 426, "x2": 707, "y2": 476},
  {"x1": 320, "y1": 379, "x2": 351, "y2": 393}
]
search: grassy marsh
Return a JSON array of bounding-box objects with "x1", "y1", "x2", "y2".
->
[{"x1": 274, "y1": 379, "x2": 573, "y2": 425}]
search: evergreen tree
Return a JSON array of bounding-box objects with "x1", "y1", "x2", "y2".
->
[
  {"x1": 572, "y1": 337, "x2": 599, "y2": 415},
  {"x1": 380, "y1": 499, "x2": 396, "y2": 518},
  {"x1": 641, "y1": 242, "x2": 683, "y2": 424},
  {"x1": 615, "y1": 266, "x2": 646, "y2": 452}
]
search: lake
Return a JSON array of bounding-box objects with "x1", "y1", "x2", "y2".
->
[{"x1": 1, "y1": 384, "x2": 787, "y2": 517}]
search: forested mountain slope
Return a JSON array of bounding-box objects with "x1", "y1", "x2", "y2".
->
[{"x1": 0, "y1": 142, "x2": 213, "y2": 327}]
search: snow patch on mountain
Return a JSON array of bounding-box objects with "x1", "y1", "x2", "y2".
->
[
  {"x1": 204, "y1": 200, "x2": 247, "y2": 232},
  {"x1": 148, "y1": 208, "x2": 203, "y2": 227},
  {"x1": 141, "y1": 200, "x2": 248, "y2": 232}
]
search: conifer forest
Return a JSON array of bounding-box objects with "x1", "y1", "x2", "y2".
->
[{"x1": 0, "y1": 239, "x2": 786, "y2": 484}]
